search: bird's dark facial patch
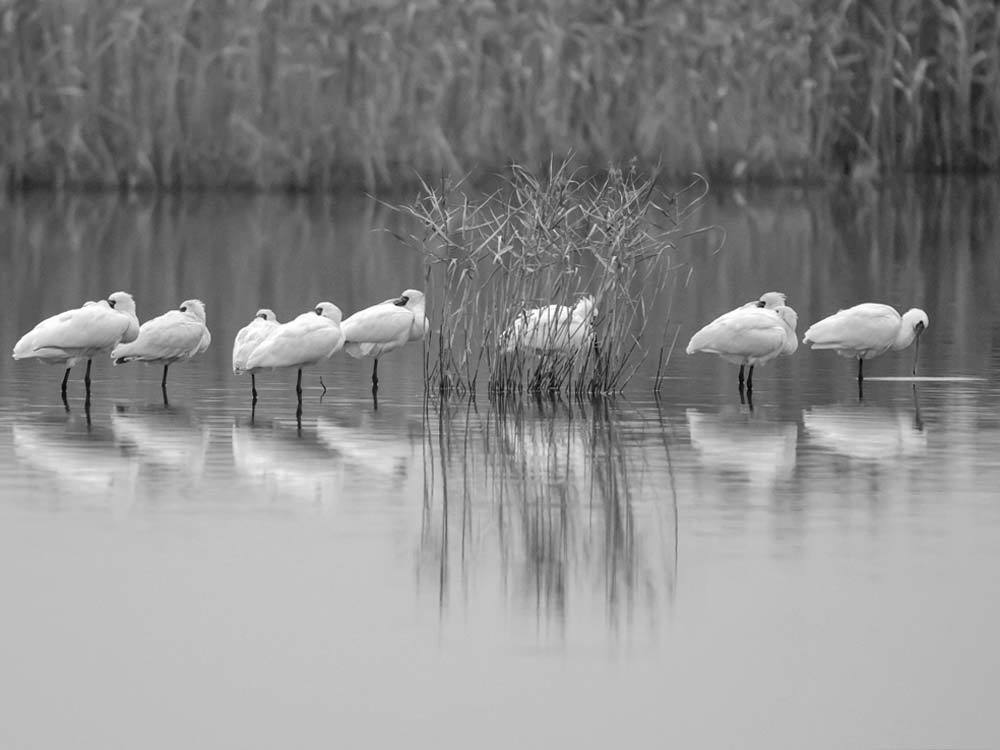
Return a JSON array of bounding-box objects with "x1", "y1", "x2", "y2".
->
[
  {"x1": 180, "y1": 305, "x2": 188, "y2": 312},
  {"x1": 257, "y1": 312, "x2": 267, "y2": 320},
  {"x1": 915, "y1": 321, "x2": 926, "y2": 334},
  {"x1": 394, "y1": 296, "x2": 408, "y2": 307},
  {"x1": 756, "y1": 300, "x2": 766, "y2": 308},
  {"x1": 315, "y1": 306, "x2": 323, "y2": 315},
  {"x1": 108, "y1": 299, "x2": 117, "y2": 308}
]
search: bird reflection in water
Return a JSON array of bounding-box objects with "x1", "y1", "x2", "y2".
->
[
  {"x1": 11, "y1": 414, "x2": 139, "y2": 510},
  {"x1": 231, "y1": 418, "x2": 346, "y2": 506},
  {"x1": 685, "y1": 407, "x2": 799, "y2": 488},
  {"x1": 111, "y1": 404, "x2": 211, "y2": 493},
  {"x1": 803, "y1": 388, "x2": 927, "y2": 463},
  {"x1": 417, "y1": 395, "x2": 678, "y2": 636}
]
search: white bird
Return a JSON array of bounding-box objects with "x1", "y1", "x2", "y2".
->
[
  {"x1": 243, "y1": 301, "x2": 344, "y2": 407},
  {"x1": 686, "y1": 304, "x2": 799, "y2": 391},
  {"x1": 111, "y1": 299, "x2": 212, "y2": 401},
  {"x1": 340, "y1": 289, "x2": 428, "y2": 390},
  {"x1": 12, "y1": 291, "x2": 140, "y2": 402},
  {"x1": 501, "y1": 295, "x2": 597, "y2": 354},
  {"x1": 802, "y1": 303, "x2": 929, "y2": 381},
  {"x1": 741, "y1": 291, "x2": 787, "y2": 310},
  {"x1": 232, "y1": 308, "x2": 280, "y2": 403}
]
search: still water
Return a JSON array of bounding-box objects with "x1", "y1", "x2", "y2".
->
[{"x1": 1, "y1": 182, "x2": 998, "y2": 748}]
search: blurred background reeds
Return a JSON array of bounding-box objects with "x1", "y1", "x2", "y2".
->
[{"x1": 2, "y1": 0, "x2": 998, "y2": 193}]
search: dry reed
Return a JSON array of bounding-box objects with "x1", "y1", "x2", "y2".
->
[
  {"x1": 3, "y1": 0, "x2": 999, "y2": 192},
  {"x1": 395, "y1": 158, "x2": 720, "y2": 396}
]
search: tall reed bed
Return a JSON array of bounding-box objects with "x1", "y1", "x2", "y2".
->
[
  {"x1": 396, "y1": 159, "x2": 716, "y2": 396},
  {"x1": 2, "y1": 0, "x2": 998, "y2": 191}
]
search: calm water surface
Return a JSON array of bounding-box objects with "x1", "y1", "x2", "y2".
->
[{"x1": 1, "y1": 182, "x2": 999, "y2": 749}]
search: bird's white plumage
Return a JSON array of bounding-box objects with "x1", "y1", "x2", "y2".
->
[
  {"x1": 112, "y1": 299, "x2": 211, "y2": 365},
  {"x1": 341, "y1": 289, "x2": 428, "y2": 359},
  {"x1": 686, "y1": 305, "x2": 798, "y2": 366},
  {"x1": 802, "y1": 303, "x2": 929, "y2": 359},
  {"x1": 502, "y1": 295, "x2": 596, "y2": 354},
  {"x1": 12, "y1": 291, "x2": 140, "y2": 367},
  {"x1": 244, "y1": 302, "x2": 344, "y2": 372},
  {"x1": 232, "y1": 309, "x2": 279, "y2": 374}
]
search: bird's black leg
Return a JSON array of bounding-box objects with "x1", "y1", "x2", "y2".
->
[
  {"x1": 161, "y1": 364, "x2": 170, "y2": 406},
  {"x1": 857, "y1": 358, "x2": 863, "y2": 383},
  {"x1": 746, "y1": 365, "x2": 754, "y2": 392},
  {"x1": 251, "y1": 373, "x2": 258, "y2": 404},
  {"x1": 372, "y1": 358, "x2": 379, "y2": 388},
  {"x1": 84, "y1": 359, "x2": 93, "y2": 408},
  {"x1": 295, "y1": 368, "x2": 303, "y2": 427},
  {"x1": 61, "y1": 367, "x2": 71, "y2": 406},
  {"x1": 738, "y1": 364, "x2": 745, "y2": 389}
]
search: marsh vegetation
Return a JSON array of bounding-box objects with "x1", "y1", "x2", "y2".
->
[
  {"x1": 396, "y1": 160, "x2": 719, "y2": 396},
  {"x1": 3, "y1": 0, "x2": 999, "y2": 192}
]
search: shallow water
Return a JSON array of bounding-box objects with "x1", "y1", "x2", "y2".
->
[{"x1": 1, "y1": 182, "x2": 999, "y2": 749}]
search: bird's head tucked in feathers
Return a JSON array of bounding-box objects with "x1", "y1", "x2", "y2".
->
[
  {"x1": 107, "y1": 291, "x2": 136, "y2": 313},
  {"x1": 178, "y1": 299, "x2": 207, "y2": 320},
  {"x1": 314, "y1": 302, "x2": 343, "y2": 323}
]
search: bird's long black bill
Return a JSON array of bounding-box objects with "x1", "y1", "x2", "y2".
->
[{"x1": 912, "y1": 335, "x2": 920, "y2": 377}]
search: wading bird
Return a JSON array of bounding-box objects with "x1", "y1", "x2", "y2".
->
[
  {"x1": 12, "y1": 291, "x2": 140, "y2": 405},
  {"x1": 243, "y1": 302, "x2": 344, "y2": 414},
  {"x1": 232, "y1": 309, "x2": 280, "y2": 403},
  {"x1": 111, "y1": 299, "x2": 212, "y2": 402},
  {"x1": 686, "y1": 304, "x2": 799, "y2": 391},
  {"x1": 802, "y1": 303, "x2": 928, "y2": 381},
  {"x1": 341, "y1": 289, "x2": 428, "y2": 392},
  {"x1": 501, "y1": 295, "x2": 597, "y2": 354}
]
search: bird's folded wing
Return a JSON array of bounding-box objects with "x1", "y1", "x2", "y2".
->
[
  {"x1": 342, "y1": 305, "x2": 411, "y2": 344},
  {"x1": 689, "y1": 314, "x2": 785, "y2": 356},
  {"x1": 118, "y1": 314, "x2": 204, "y2": 359},
  {"x1": 28, "y1": 304, "x2": 127, "y2": 352},
  {"x1": 805, "y1": 309, "x2": 897, "y2": 350}
]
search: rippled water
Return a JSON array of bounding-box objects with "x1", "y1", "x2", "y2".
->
[{"x1": 1, "y1": 182, "x2": 999, "y2": 749}]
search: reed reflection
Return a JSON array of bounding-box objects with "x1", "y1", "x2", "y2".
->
[{"x1": 419, "y1": 395, "x2": 677, "y2": 635}]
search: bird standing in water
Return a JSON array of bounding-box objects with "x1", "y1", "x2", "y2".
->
[
  {"x1": 802, "y1": 303, "x2": 929, "y2": 381},
  {"x1": 501, "y1": 295, "x2": 597, "y2": 355},
  {"x1": 12, "y1": 291, "x2": 140, "y2": 407},
  {"x1": 112, "y1": 299, "x2": 212, "y2": 404},
  {"x1": 686, "y1": 301, "x2": 799, "y2": 392},
  {"x1": 242, "y1": 302, "x2": 344, "y2": 419},
  {"x1": 340, "y1": 289, "x2": 428, "y2": 398},
  {"x1": 232, "y1": 309, "x2": 280, "y2": 404}
]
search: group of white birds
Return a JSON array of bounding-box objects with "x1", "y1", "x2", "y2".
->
[
  {"x1": 11, "y1": 284, "x2": 928, "y2": 404},
  {"x1": 12, "y1": 289, "x2": 428, "y2": 405},
  {"x1": 685, "y1": 292, "x2": 929, "y2": 389}
]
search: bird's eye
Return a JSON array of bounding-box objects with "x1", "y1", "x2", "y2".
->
[{"x1": 180, "y1": 306, "x2": 187, "y2": 312}]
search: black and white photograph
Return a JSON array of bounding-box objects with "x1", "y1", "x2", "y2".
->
[{"x1": 1, "y1": 1, "x2": 998, "y2": 748}]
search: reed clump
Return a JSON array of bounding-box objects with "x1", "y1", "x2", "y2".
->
[{"x1": 397, "y1": 159, "x2": 718, "y2": 396}]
